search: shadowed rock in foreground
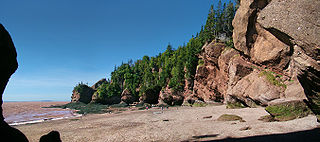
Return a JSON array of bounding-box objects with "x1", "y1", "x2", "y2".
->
[{"x1": 0, "y1": 24, "x2": 61, "y2": 142}]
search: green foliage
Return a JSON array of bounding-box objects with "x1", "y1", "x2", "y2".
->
[
  {"x1": 73, "y1": 82, "x2": 90, "y2": 94},
  {"x1": 73, "y1": 1, "x2": 236, "y2": 105},
  {"x1": 192, "y1": 102, "x2": 207, "y2": 107},
  {"x1": 258, "y1": 115, "x2": 276, "y2": 122},
  {"x1": 52, "y1": 102, "x2": 109, "y2": 114},
  {"x1": 200, "y1": 0, "x2": 236, "y2": 42},
  {"x1": 109, "y1": 103, "x2": 128, "y2": 108},
  {"x1": 225, "y1": 38, "x2": 234, "y2": 48},
  {"x1": 259, "y1": 71, "x2": 286, "y2": 88},
  {"x1": 266, "y1": 102, "x2": 311, "y2": 121},
  {"x1": 198, "y1": 59, "x2": 204, "y2": 67},
  {"x1": 95, "y1": 82, "x2": 121, "y2": 103},
  {"x1": 217, "y1": 114, "x2": 243, "y2": 121}
]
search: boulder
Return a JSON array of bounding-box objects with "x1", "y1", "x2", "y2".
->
[
  {"x1": 284, "y1": 75, "x2": 307, "y2": 100},
  {"x1": 226, "y1": 56, "x2": 253, "y2": 89},
  {"x1": 227, "y1": 70, "x2": 284, "y2": 106},
  {"x1": 251, "y1": 23, "x2": 291, "y2": 69},
  {"x1": 266, "y1": 99, "x2": 310, "y2": 121}
]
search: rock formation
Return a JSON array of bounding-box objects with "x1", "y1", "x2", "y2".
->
[
  {"x1": 73, "y1": 0, "x2": 319, "y2": 117},
  {"x1": 120, "y1": 88, "x2": 135, "y2": 104},
  {"x1": 0, "y1": 24, "x2": 61, "y2": 141},
  {"x1": 158, "y1": 86, "x2": 184, "y2": 106},
  {"x1": 0, "y1": 23, "x2": 28, "y2": 142},
  {"x1": 191, "y1": 0, "x2": 320, "y2": 115},
  {"x1": 71, "y1": 84, "x2": 95, "y2": 104},
  {"x1": 39, "y1": 131, "x2": 62, "y2": 142},
  {"x1": 192, "y1": 42, "x2": 236, "y2": 103}
]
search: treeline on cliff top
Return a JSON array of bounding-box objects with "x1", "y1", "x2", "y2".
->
[{"x1": 74, "y1": 0, "x2": 237, "y2": 104}]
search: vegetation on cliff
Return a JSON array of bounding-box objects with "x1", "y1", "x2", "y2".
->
[{"x1": 74, "y1": 0, "x2": 237, "y2": 104}]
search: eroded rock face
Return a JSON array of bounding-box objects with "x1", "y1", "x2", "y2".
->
[
  {"x1": 257, "y1": 0, "x2": 320, "y2": 59},
  {"x1": 158, "y1": 86, "x2": 184, "y2": 106},
  {"x1": 227, "y1": 70, "x2": 284, "y2": 106},
  {"x1": 232, "y1": 0, "x2": 269, "y2": 55},
  {"x1": 121, "y1": 88, "x2": 135, "y2": 104},
  {"x1": 251, "y1": 24, "x2": 291, "y2": 69},
  {"x1": 191, "y1": 0, "x2": 319, "y2": 110},
  {"x1": 71, "y1": 85, "x2": 95, "y2": 104},
  {"x1": 229, "y1": 0, "x2": 320, "y2": 112},
  {"x1": 192, "y1": 42, "x2": 239, "y2": 103}
]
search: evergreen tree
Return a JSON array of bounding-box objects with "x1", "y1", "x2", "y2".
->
[
  {"x1": 73, "y1": 0, "x2": 237, "y2": 105},
  {"x1": 225, "y1": 1, "x2": 235, "y2": 37},
  {"x1": 204, "y1": 5, "x2": 216, "y2": 42}
]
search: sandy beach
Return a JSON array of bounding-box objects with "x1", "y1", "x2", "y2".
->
[{"x1": 8, "y1": 104, "x2": 320, "y2": 142}]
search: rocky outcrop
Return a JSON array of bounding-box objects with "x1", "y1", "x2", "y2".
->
[
  {"x1": 71, "y1": 84, "x2": 95, "y2": 104},
  {"x1": 158, "y1": 86, "x2": 184, "y2": 106},
  {"x1": 0, "y1": 23, "x2": 29, "y2": 142},
  {"x1": 226, "y1": 70, "x2": 284, "y2": 107},
  {"x1": 228, "y1": 0, "x2": 320, "y2": 114},
  {"x1": 69, "y1": 0, "x2": 319, "y2": 116},
  {"x1": 193, "y1": 43, "x2": 225, "y2": 102},
  {"x1": 192, "y1": 42, "x2": 239, "y2": 103},
  {"x1": 0, "y1": 24, "x2": 18, "y2": 122},
  {"x1": 257, "y1": 0, "x2": 320, "y2": 60},
  {"x1": 121, "y1": 88, "x2": 135, "y2": 104},
  {"x1": 191, "y1": 0, "x2": 320, "y2": 113},
  {"x1": 72, "y1": 79, "x2": 108, "y2": 104}
]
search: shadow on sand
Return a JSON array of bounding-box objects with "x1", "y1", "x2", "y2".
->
[{"x1": 186, "y1": 128, "x2": 320, "y2": 142}]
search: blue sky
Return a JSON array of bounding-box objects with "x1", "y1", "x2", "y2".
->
[{"x1": 1, "y1": 0, "x2": 228, "y2": 101}]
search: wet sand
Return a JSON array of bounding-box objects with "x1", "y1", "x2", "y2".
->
[
  {"x1": 12, "y1": 105, "x2": 320, "y2": 142},
  {"x1": 3, "y1": 101, "x2": 76, "y2": 125}
]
